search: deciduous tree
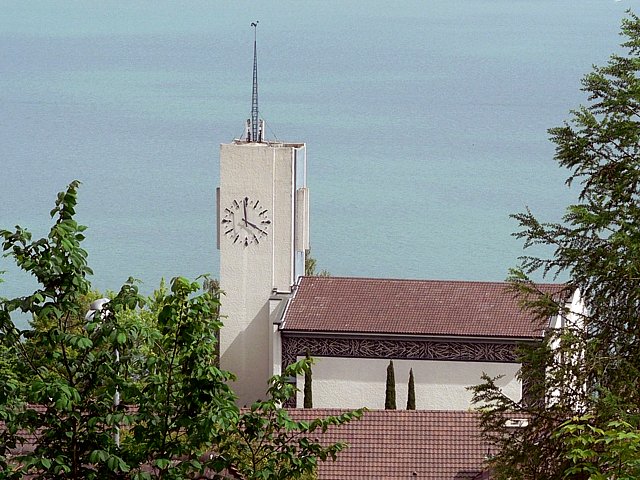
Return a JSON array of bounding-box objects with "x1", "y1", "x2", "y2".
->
[{"x1": 0, "y1": 181, "x2": 361, "y2": 480}]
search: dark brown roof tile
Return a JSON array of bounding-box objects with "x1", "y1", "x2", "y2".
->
[
  {"x1": 282, "y1": 276, "x2": 564, "y2": 339},
  {"x1": 288, "y1": 409, "x2": 490, "y2": 480}
]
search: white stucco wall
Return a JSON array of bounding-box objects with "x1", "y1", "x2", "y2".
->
[
  {"x1": 548, "y1": 288, "x2": 585, "y2": 408},
  {"x1": 296, "y1": 356, "x2": 521, "y2": 410}
]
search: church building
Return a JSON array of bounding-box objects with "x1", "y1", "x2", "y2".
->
[
  {"x1": 216, "y1": 25, "x2": 565, "y2": 410},
  {"x1": 280, "y1": 276, "x2": 564, "y2": 410},
  {"x1": 211, "y1": 27, "x2": 578, "y2": 478}
]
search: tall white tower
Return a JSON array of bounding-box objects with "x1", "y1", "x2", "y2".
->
[{"x1": 216, "y1": 23, "x2": 309, "y2": 405}]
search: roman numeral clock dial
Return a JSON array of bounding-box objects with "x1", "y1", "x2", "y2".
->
[{"x1": 221, "y1": 196, "x2": 271, "y2": 247}]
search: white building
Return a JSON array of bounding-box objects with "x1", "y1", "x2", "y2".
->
[{"x1": 280, "y1": 276, "x2": 565, "y2": 409}]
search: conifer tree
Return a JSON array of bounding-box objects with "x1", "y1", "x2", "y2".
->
[
  {"x1": 303, "y1": 351, "x2": 313, "y2": 408},
  {"x1": 406, "y1": 368, "x2": 416, "y2": 410},
  {"x1": 385, "y1": 360, "x2": 396, "y2": 410},
  {"x1": 471, "y1": 12, "x2": 640, "y2": 479}
]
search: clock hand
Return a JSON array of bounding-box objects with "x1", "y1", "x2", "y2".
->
[
  {"x1": 245, "y1": 220, "x2": 268, "y2": 236},
  {"x1": 243, "y1": 198, "x2": 248, "y2": 226}
]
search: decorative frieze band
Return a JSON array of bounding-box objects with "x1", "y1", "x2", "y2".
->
[{"x1": 281, "y1": 335, "x2": 519, "y2": 370}]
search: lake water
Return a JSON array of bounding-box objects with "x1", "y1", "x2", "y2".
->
[{"x1": 0, "y1": 1, "x2": 632, "y2": 326}]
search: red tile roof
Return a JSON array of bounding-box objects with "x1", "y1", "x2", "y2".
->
[
  {"x1": 8, "y1": 406, "x2": 492, "y2": 479},
  {"x1": 288, "y1": 409, "x2": 490, "y2": 480},
  {"x1": 282, "y1": 276, "x2": 564, "y2": 339}
]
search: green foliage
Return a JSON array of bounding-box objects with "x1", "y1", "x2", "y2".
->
[
  {"x1": 122, "y1": 275, "x2": 237, "y2": 479},
  {"x1": 0, "y1": 340, "x2": 23, "y2": 474},
  {"x1": 202, "y1": 277, "x2": 221, "y2": 367},
  {"x1": 217, "y1": 359, "x2": 362, "y2": 479},
  {"x1": 556, "y1": 414, "x2": 640, "y2": 480},
  {"x1": 0, "y1": 181, "x2": 362, "y2": 480},
  {"x1": 304, "y1": 250, "x2": 330, "y2": 277},
  {"x1": 0, "y1": 180, "x2": 144, "y2": 479},
  {"x1": 384, "y1": 360, "x2": 396, "y2": 410},
  {"x1": 303, "y1": 352, "x2": 313, "y2": 409},
  {"x1": 471, "y1": 12, "x2": 640, "y2": 480},
  {"x1": 406, "y1": 368, "x2": 415, "y2": 410}
]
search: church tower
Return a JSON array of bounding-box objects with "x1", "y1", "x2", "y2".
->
[{"x1": 217, "y1": 23, "x2": 309, "y2": 405}]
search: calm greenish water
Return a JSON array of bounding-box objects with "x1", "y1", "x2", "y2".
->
[{"x1": 0, "y1": 1, "x2": 632, "y2": 328}]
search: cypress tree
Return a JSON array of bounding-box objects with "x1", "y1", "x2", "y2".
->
[
  {"x1": 385, "y1": 360, "x2": 396, "y2": 410},
  {"x1": 303, "y1": 352, "x2": 313, "y2": 408},
  {"x1": 406, "y1": 368, "x2": 416, "y2": 410}
]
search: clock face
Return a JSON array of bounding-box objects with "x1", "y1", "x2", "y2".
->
[{"x1": 221, "y1": 196, "x2": 271, "y2": 247}]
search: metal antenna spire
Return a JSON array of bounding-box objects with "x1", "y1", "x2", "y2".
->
[{"x1": 249, "y1": 21, "x2": 260, "y2": 142}]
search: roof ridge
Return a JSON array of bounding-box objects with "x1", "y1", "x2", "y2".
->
[
  {"x1": 288, "y1": 408, "x2": 481, "y2": 415},
  {"x1": 300, "y1": 275, "x2": 563, "y2": 287}
]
